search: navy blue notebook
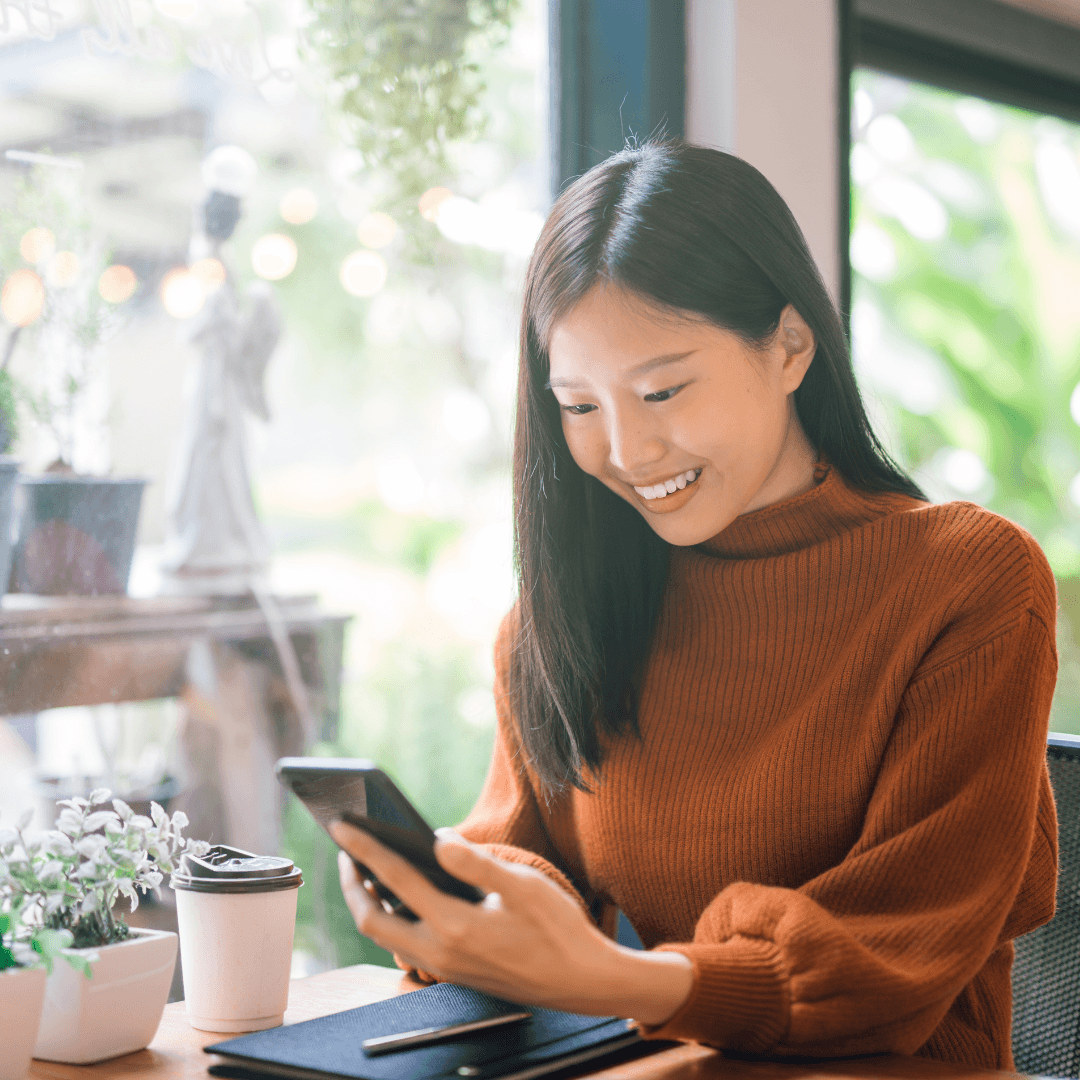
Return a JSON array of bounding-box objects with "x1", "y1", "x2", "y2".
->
[{"x1": 204, "y1": 983, "x2": 654, "y2": 1080}]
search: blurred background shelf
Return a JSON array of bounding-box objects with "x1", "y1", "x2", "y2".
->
[{"x1": 0, "y1": 592, "x2": 348, "y2": 724}]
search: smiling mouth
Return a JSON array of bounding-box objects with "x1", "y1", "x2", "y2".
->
[
  {"x1": 632, "y1": 469, "x2": 701, "y2": 501},
  {"x1": 628, "y1": 468, "x2": 703, "y2": 515}
]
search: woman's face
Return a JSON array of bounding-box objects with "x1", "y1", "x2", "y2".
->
[{"x1": 546, "y1": 285, "x2": 818, "y2": 547}]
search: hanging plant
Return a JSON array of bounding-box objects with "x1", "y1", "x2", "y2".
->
[{"x1": 301, "y1": 0, "x2": 518, "y2": 222}]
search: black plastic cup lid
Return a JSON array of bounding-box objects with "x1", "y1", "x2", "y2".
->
[{"x1": 170, "y1": 844, "x2": 303, "y2": 894}]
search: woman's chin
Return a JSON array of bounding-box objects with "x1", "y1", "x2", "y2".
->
[{"x1": 635, "y1": 501, "x2": 735, "y2": 547}]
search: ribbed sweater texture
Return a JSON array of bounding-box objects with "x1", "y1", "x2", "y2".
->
[{"x1": 458, "y1": 465, "x2": 1059, "y2": 1071}]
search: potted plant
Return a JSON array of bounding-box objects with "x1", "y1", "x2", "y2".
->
[
  {"x1": 0, "y1": 791, "x2": 209, "y2": 1065},
  {"x1": 0, "y1": 163, "x2": 145, "y2": 596},
  {"x1": 0, "y1": 837, "x2": 82, "y2": 1080}
]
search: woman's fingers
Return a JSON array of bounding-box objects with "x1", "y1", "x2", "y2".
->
[
  {"x1": 330, "y1": 821, "x2": 449, "y2": 922},
  {"x1": 434, "y1": 833, "x2": 527, "y2": 897},
  {"x1": 336, "y1": 850, "x2": 429, "y2": 958},
  {"x1": 393, "y1": 953, "x2": 439, "y2": 984},
  {"x1": 336, "y1": 847, "x2": 370, "y2": 915},
  {"x1": 337, "y1": 849, "x2": 384, "y2": 930}
]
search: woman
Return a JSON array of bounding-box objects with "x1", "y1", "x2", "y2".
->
[{"x1": 330, "y1": 142, "x2": 1057, "y2": 1071}]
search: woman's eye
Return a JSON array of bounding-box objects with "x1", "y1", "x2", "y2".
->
[
  {"x1": 561, "y1": 403, "x2": 597, "y2": 415},
  {"x1": 644, "y1": 384, "x2": 687, "y2": 403}
]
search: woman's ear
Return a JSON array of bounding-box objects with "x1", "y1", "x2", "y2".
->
[{"x1": 776, "y1": 304, "x2": 816, "y2": 393}]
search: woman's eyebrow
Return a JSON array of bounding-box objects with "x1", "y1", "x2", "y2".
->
[
  {"x1": 545, "y1": 351, "x2": 697, "y2": 390},
  {"x1": 627, "y1": 350, "x2": 698, "y2": 377}
]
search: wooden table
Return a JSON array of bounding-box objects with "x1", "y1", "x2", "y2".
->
[{"x1": 27, "y1": 964, "x2": 1031, "y2": 1080}]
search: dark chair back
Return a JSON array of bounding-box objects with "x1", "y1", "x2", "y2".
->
[{"x1": 1012, "y1": 732, "x2": 1080, "y2": 1077}]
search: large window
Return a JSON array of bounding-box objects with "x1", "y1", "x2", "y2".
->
[
  {"x1": 850, "y1": 67, "x2": 1080, "y2": 731},
  {"x1": 0, "y1": 0, "x2": 545, "y2": 974}
]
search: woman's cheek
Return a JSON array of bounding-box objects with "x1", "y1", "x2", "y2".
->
[
  {"x1": 563, "y1": 422, "x2": 605, "y2": 479},
  {"x1": 670, "y1": 404, "x2": 721, "y2": 461}
]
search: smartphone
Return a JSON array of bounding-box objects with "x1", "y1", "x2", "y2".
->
[{"x1": 275, "y1": 757, "x2": 485, "y2": 920}]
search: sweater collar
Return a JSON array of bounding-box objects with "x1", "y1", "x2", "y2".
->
[{"x1": 698, "y1": 463, "x2": 923, "y2": 559}]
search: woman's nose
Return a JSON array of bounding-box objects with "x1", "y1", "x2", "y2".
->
[{"x1": 606, "y1": 409, "x2": 665, "y2": 476}]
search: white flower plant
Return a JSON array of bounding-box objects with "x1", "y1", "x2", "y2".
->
[{"x1": 0, "y1": 790, "x2": 210, "y2": 974}]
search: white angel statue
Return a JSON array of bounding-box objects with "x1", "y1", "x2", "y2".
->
[{"x1": 160, "y1": 147, "x2": 280, "y2": 593}]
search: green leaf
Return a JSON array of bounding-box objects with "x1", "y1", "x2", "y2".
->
[{"x1": 63, "y1": 951, "x2": 94, "y2": 979}]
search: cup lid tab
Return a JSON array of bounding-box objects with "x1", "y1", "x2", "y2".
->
[
  {"x1": 181, "y1": 845, "x2": 295, "y2": 880},
  {"x1": 171, "y1": 844, "x2": 302, "y2": 892}
]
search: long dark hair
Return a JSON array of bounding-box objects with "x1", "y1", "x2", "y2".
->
[{"x1": 511, "y1": 141, "x2": 922, "y2": 795}]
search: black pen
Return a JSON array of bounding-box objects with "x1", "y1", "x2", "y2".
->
[{"x1": 361, "y1": 1011, "x2": 532, "y2": 1055}]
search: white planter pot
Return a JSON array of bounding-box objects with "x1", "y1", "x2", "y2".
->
[
  {"x1": 0, "y1": 966, "x2": 47, "y2": 1080},
  {"x1": 33, "y1": 927, "x2": 177, "y2": 1065}
]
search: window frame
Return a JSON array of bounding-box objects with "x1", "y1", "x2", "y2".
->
[
  {"x1": 549, "y1": 0, "x2": 686, "y2": 200},
  {"x1": 839, "y1": 0, "x2": 1080, "y2": 327}
]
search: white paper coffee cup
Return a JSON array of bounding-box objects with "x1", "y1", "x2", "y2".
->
[{"x1": 171, "y1": 845, "x2": 303, "y2": 1033}]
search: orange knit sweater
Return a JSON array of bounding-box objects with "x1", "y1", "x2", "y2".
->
[{"x1": 459, "y1": 465, "x2": 1059, "y2": 1071}]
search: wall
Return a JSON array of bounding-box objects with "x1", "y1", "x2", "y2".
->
[{"x1": 685, "y1": 0, "x2": 841, "y2": 302}]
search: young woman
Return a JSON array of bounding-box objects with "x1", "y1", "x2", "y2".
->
[{"x1": 330, "y1": 142, "x2": 1058, "y2": 1071}]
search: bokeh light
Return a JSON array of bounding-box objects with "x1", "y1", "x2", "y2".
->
[
  {"x1": 160, "y1": 268, "x2": 205, "y2": 319},
  {"x1": 418, "y1": 187, "x2": 453, "y2": 223},
  {"x1": 20, "y1": 227, "x2": 55, "y2": 264},
  {"x1": 1, "y1": 269, "x2": 46, "y2": 326},
  {"x1": 279, "y1": 188, "x2": 318, "y2": 225},
  {"x1": 98, "y1": 264, "x2": 137, "y2": 304},
  {"x1": 340, "y1": 250, "x2": 387, "y2": 297},
  {"x1": 849, "y1": 222, "x2": 897, "y2": 282},
  {"x1": 190, "y1": 257, "x2": 227, "y2": 289},
  {"x1": 251, "y1": 234, "x2": 298, "y2": 280},
  {"x1": 46, "y1": 251, "x2": 80, "y2": 287},
  {"x1": 356, "y1": 212, "x2": 397, "y2": 249}
]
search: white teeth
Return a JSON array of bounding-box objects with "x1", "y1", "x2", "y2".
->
[{"x1": 633, "y1": 470, "x2": 700, "y2": 500}]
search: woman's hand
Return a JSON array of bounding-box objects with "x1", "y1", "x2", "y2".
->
[
  {"x1": 353, "y1": 877, "x2": 437, "y2": 984},
  {"x1": 329, "y1": 821, "x2": 693, "y2": 1025}
]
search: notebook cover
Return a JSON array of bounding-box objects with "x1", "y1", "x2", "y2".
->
[{"x1": 204, "y1": 982, "x2": 640, "y2": 1080}]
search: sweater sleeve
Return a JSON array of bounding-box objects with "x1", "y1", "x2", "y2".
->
[
  {"x1": 456, "y1": 614, "x2": 587, "y2": 909},
  {"x1": 641, "y1": 606, "x2": 1058, "y2": 1057}
]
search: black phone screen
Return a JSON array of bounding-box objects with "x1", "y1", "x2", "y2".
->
[{"x1": 274, "y1": 757, "x2": 485, "y2": 917}]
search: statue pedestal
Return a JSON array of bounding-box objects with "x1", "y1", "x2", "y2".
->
[{"x1": 157, "y1": 564, "x2": 268, "y2": 597}]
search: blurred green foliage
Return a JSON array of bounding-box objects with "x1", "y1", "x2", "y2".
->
[
  {"x1": 851, "y1": 70, "x2": 1080, "y2": 732},
  {"x1": 301, "y1": 0, "x2": 518, "y2": 225},
  {"x1": 0, "y1": 168, "x2": 122, "y2": 469},
  {"x1": 268, "y1": 3, "x2": 539, "y2": 971},
  {"x1": 0, "y1": 370, "x2": 18, "y2": 454},
  {"x1": 270, "y1": 499, "x2": 463, "y2": 576}
]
